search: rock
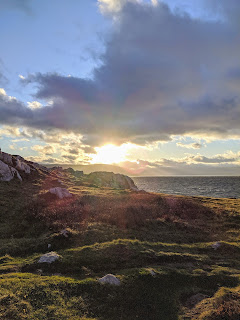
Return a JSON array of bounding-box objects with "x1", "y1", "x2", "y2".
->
[
  {"x1": 0, "y1": 160, "x2": 22, "y2": 181},
  {"x1": 98, "y1": 274, "x2": 121, "y2": 285},
  {"x1": 49, "y1": 187, "x2": 72, "y2": 199},
  {"x1": 87, "y1": 171, "x2": 138, "y2": 190},
  {"x1": 211, "y1": 242, "x2": 221, "y2": 250},
  {"x1": 38, "y1": 252, "x2": 60, "y2": 264},
  {"x1": 15, "y1": 158, "x2": 31, "y2": 174},
  {"x1": 0, "y1": 149, "x2": 52, "y2": 182},
  {"x1": 60, "y1": 229, "x2": 70, "y2": 238},
  {"x1": 0, "y1": 151, "x2": 13, "y2": 166},
  {"x1": 36, "y1": 269, "x2": 43, "y2": 275},
  {"x1": 48, "y1": 244, "x2": 52, "y2": 249},
  {"x1": 149, "y1": 269, "x2": 156, "y2": 276}
]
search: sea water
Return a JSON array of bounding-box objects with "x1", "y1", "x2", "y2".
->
[{"x1": 132, "y1": 176, "x2": 240, "y2": 198}]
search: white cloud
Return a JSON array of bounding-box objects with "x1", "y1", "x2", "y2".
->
[
  {"x1": 98, "y1": 0, "x2": 139, "y2": 14},
  {"x1": 0, "y1": 88, "x2": 6, "y2": 96},
  {"x1": 27, "y1": 101, "x2": 42, "y2": 109}
]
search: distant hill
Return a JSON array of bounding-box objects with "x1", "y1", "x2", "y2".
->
[{"x1": 44, "y1": 163, "x2": 131, "y2": 175}]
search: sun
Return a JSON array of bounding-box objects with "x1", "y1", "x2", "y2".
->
[{"x1": 91, "y1": 144, "x2": 131, "y2": 164}]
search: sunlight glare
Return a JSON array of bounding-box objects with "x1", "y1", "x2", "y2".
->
[{"x1": 91, "y1": 144, "x2": 132, "y2": 164}]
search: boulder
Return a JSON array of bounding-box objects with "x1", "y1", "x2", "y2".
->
[
  {"x1": 15, "y1": 158, "x2": 31, "y2": 174},
  {"x1": 49, "y1": 187, "x2": 72, "y2": 199},
  {"x1": 98, "y1": 274, "x2": 121, "y2": 285},
  {"x1": 38, "y1": 252, "x2": 61, "y2": 264},
  {"x1": 0, "y1": 151, "x2": 13, "y2": 166},
  {"x1": 0, "y1": 160, "x2": 22, "y2": 182}
]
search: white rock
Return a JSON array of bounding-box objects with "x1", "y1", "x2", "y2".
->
[
  {"x1": 149, "y1": 269, "x2": 156, "y2": 276},
  {"x1": 211, "y1": 242, "x2": 221, "y2": 250},
  {"x1": 49, "y1": 187, "x2": 72, "y2": 199},
  {"x1": 0, "y1": 160, "x2": 22, "y2": 181},
  {"x1": 0, "y1": 151, "x2": 13, "y2": 166},
  {"x1": 38, "y1": 252, "x2": 60, "y2": 264},
  {"x1": 15, "y1": 158, "x2": 31, "y2": 174},
  {"x1": 60, "y1": 229, "x2": 69, "y2": 238},
  {"x1": 98, "y1": 274, "x2": 121, "y2": 286},
  {"x1": 48, "y1": 244, "x2": 52, "y2": 249}
]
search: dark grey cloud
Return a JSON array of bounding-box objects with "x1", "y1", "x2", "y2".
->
[
  {"x1": 0, "y1": 90, "x2": 33, "y2": 124},
  {"x1": 188, "y1": 154, "x2": 238, "y2": 164},
  {"x1": 1, "y1": 0, "x2": 240, "y2": 146}
]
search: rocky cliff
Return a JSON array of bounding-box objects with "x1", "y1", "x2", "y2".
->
[
  {"x1": 0, "y1": 150, "x2": 49, "y2": 182},
  {"x1": 0, "y1": 150, "x2": 138, "y2": 190}
]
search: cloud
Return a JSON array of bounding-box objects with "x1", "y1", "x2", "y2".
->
[
  {"x1": 185, "y1": 152, "x2": 240, "y2": 164},
  {"x1": 1, "y1": 0, "x2": 240, "y2": 147},
  {"x1": 32, "y1": 145, "x2": 55, "y2": 156},
  {"x1": 176, "y1": 142, "x2": 204, "y2": 149},
  {"x1": 118, "y1": 150, "x2": 240, "y2": 175},
  {"x1": 27, "y1": 101, "x2": 42, "y2": 110},
  {"x1": 98, "y1": 0, "x2": 138, "y2": 14}
]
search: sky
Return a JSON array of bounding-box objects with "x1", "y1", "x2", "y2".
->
[{"x1": 0, "y1": 0, "x2": 239, "y2": 175}]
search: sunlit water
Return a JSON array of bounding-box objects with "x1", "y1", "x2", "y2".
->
[{"x1": 132, "y1": 176, "x2": 240, "y2": 198}]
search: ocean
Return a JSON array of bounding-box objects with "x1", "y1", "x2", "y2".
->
[{"x1": 132, "y1": 176, "x2": 240, "y2": 199}]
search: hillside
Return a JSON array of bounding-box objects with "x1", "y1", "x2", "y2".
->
[{"x1": 0, "y1": 152, "x2": 240, "y2": 319}]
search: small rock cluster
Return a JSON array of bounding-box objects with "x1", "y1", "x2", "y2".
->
[{"x1": 0, "y1": 149, "x2": 45, "y2": 182}]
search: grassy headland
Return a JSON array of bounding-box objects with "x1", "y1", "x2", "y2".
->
[{"x1": 0, "y1": 170, "x2": 239, "y2": 319}]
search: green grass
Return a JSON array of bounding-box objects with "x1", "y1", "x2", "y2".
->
[{"x1": 0, "y1": 176, "x2": 240, "y2": 319}]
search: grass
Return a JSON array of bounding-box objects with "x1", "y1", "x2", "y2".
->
[{"x1": 0, "y1": 172, "x2": 240, "y2": 319}]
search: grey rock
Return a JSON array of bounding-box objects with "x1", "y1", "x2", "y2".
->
[
  {"x1": 49, "y1": 187, "x2": 72, "y2": 199},
  {"x1": 38, "y1": 252, "x2": 60, "y2": 264},
  {"x1": 98, "y1": 274, "x2": 121, "y2": 285}
]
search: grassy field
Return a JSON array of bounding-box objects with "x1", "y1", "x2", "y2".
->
[{"x1": 0, "y1": 172, "x2": 240, "y2": 319}]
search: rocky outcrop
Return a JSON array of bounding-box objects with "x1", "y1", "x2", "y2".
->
[
  {"x1": 49, "y1": 187, "x2": 72, "y2": 199},
  {"x1": 0, "y1": 150, "x2": 138, "y2": 193},
  {"x1": 87, "y1": 171, "x2": 138, "y2": 190},
  {"x1": 0, "y1": 151, "x2": 13, "y2": 166},
  {"x1": 0, "y1": 149, "x2": 50, "y2": 182},
  {"x1": 38, "y1": 252, "x2": 61, "y2": 264},
  {"x1": 98, "y1": 274, "x2": 121, "y2": 285},
  {"x1": 15, "y1": 158, "x2": 31, "y2": 174},
  {"x1": 0, "y1": 160, "x2": 22, "y2": 181}
]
